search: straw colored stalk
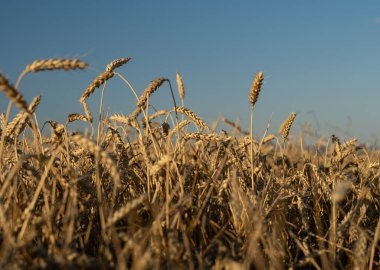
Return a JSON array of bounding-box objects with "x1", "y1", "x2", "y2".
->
[
  {"x1": 106, "y1": 57, "x2": 131, "y2": 72},
  {"x1": 248, "y1": 71, "x2": 264, "y2": 190},
  {"x1": 173, "y1": 106, "x2": 209, "y2": 131},
  {"x1": 80, "y1": 71, "x2": 115, "y2": 103},
  {"x1": 279, "y1": 112, "x2": 296, "y2": 141},
  {"x1": 0, "y1": 74, "x2": 29, "y2": 112}
]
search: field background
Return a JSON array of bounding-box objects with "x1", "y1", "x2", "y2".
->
[{"x1": 1, "y1": 1, "x2": 380, "y2": 269}]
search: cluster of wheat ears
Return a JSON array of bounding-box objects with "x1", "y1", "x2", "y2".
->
[{"x1": 0, "y1": 58, "x2": 379, "y2": 269}]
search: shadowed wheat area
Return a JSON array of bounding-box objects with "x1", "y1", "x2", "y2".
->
[{"x1": 0, "y1": 58, "x2": 379, "y2": 270}]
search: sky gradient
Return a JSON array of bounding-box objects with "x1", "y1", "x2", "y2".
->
[{"x1": 1, "y1": 1, "x2": 380, "y2": 142}]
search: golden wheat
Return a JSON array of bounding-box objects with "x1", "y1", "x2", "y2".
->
[
  {"x1": 80, "y1": 71, "x2": 115, "y2": 103},
  {"x1": 0, "y1": 74, "x2": 29, "y2": 111},
  {"x1": 172, "y1": 106, "x2": 210, "y2": 131},
  {"x1": 106, "y1": 57, "x2": 131, "y2": 72},
  {"x1": 249, "y1": 71, "x2": 264, "y2": 108},
  {"x1": 279, "y1": 112, "x2": 296, "y2": 141},
  {"x1": 176, "y1": 72, "x2": 185, "y2": 101},
  {"x1": 23, "y1": 58, "x2": 87, "y2": 73}
]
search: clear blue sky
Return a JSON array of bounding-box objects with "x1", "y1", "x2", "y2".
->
[{"x1": 1, "y1": 1, "x2": 380, "y2": 142}]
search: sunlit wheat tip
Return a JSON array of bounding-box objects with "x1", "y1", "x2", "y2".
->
[
  {"x1": 176, "y1": 72, "x2": 185, "y2": 100},
  {"x1": 106, "y1": 57, "x2": 131, "y2": 72},
  {"x1": 279, "y1": 112, "x2": 296, "y2": 141},
  {"x1": 67, "y1": 113, "x2": 88, "y2": 123},
  {"x1": 80, "y1": 71, "x2": 115, "y2": 103},
  {"x1": 173, "y1": 106, "x2": 210, "y2": 131},
  {"x1": 24, "y1": 58, "x2": 87, "y2": 73},
  {"x1": 249, "y1": 71, "x2": 264, "y2": 108}
]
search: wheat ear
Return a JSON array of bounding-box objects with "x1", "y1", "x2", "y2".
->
[
  {"x1": 67, "y1": 113, "x2": 88, "y2": 123},
  {"x1": 279, "y1": 112, "x2": 296, "y2": 141},
  {"x1": 129, "y1": 78, "x2": 168, "y2": 120},
  {"x1": 106, "y1": 57, "x2": 131, "y2": 72},
  {"x1": 183, "y1": 132, "x2": 232, "y2": 143},
  {"x1": 176, "y1": 73, "x2": 185, "y2": 101},
  {"x1": 80, "y1": 71, "x2": 115, "y2": 103},
  {"x1": 0, "y1": 74, "x2": 29, "y2": 112},
  {"x1": 5, "y1": 95, "x2": 41, "y2": 137},
  {"x1": 249, "y1": 71, "x2": 264, "y2": 108},
  {"x1": 24, "y1": 59, "x2": 87, "y2": 73},
  {"x1": 172, "y1": 106, "x2": 209, "y2": 131}
]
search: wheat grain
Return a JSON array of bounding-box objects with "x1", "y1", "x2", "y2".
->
[
  {"x1": 81, "y1": 101, "x2": 93, "y2": 123},
  {"x1": 106, "y1": 57, "x2": 131, "y2": 72},
  {"x1": 249, "y1": 71, "x2": 264, "y2": 108},
  {"x1": 0, "y1": 74, "x2": 29, "y2": 111},
  {"x1": 80, "y1": 71, "x2": 115, "y2": 103},
  {"x1": 170, "y1": 120, "x2": 190, "y2": 134},
  {"x1": 24, "y1": 58, "x2": 87, "y2": 73},
  {"x1": 176, "y1": 73, "x2": 185, "y2": 100},
  {"x1": 173, "y1": 106, "x2": 210, "y2": 131},
  {"x1": 110, "y1": 113, "x2": 139, "y2": 129},
  {"x1": 183, "y1": 132, "x2": 232, "y2": 143},
  {"x1": 67, "y1": 113, "x2": 88, "y2": 123},
  {"x1": 130, "y1": 77, "x2": 168, "y2": 119},
  {"x1": 279, "y1": 112, "x2": 296, "y2": 141},
  {"x1": 5, "y1": 95, "x2": 41, "y2": 138}
]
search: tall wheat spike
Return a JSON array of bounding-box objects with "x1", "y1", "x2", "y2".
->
[
  {"x1": 176, "y1": 72, "x2": 185, "y2": 101},
  {"x1": 249, "y1": 71, "x2": 264, "y2": 108}
]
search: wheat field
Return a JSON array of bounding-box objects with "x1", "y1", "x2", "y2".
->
[{"x1": 0, "y1": 58, "x2": 379, "y2": 269}]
